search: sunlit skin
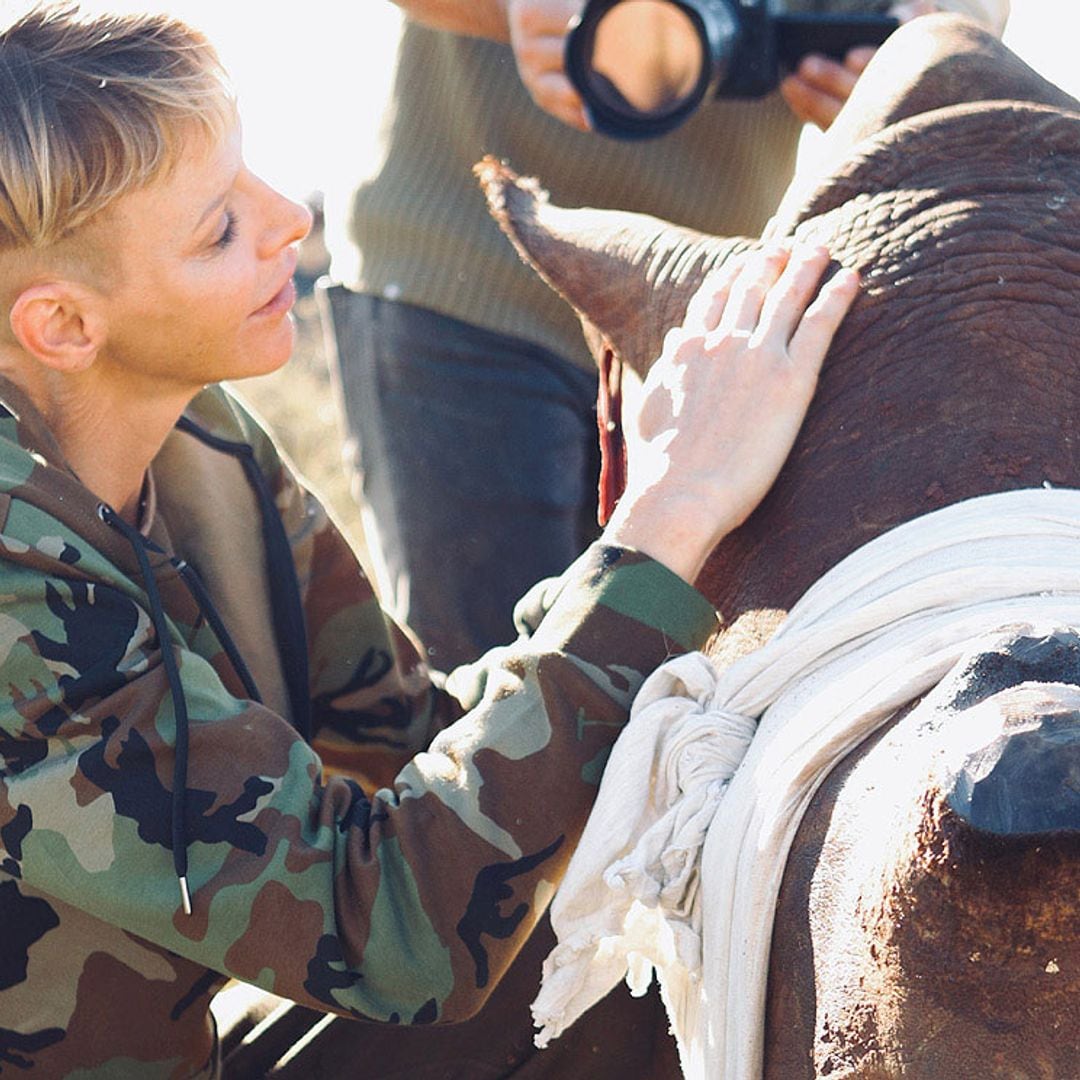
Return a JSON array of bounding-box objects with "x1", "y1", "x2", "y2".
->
[
  {"x1": 0, "y1": 120, "x2": 311, "y2": 524},
  {"x1": 605, "y1": 244, "x2": 859, "y2": 582},
  {"x1": 95, "y1": 123, "x2": 312, "y2": 393}
]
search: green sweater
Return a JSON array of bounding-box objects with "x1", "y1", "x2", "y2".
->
[
  {"x1": 348, "y1": 0, "x2": 1008, "y2": 370},
  {"x1": 0, "y1": 376, "x2": 715, "y2": 1075}
]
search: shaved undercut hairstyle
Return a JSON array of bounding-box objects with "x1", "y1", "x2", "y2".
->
[{"x1": 0, "y1": 2, "x2": 234, "y2": 250}]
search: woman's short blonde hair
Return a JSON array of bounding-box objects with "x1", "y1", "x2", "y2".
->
[{"x1": 0, "y1": 3, "x2": 235, "y2": 250}]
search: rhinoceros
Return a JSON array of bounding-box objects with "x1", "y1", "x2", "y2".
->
[{"x1": 470, "y1": 13, "x2": 1080, "y2": 1078}]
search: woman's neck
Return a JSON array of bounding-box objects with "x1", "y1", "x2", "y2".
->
[{"x1": 23, "y1": 359, "x2": 194, "y2": 525}]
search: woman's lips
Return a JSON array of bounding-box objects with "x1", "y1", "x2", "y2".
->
[{"x1": 253, "y1": 276, "x2": 297, "y2": 317}]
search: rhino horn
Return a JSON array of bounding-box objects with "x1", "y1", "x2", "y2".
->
[{"x1": 475, "y1": 156, "x2": 753, "y2": 378}]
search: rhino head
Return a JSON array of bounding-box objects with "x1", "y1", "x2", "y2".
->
[
  {"x1": 477, "y1": 13, "x2": 1080, "y2": 657},
  {"x1": 480, "y1": 13, "x2": 1080, "y2": 1076}
]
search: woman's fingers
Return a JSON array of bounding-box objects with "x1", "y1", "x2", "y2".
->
[
  {"x1": 755, "y1": 244, "x2": 835, "y2": 345},
  {"x1": 725, "y1": 244, "x2": 861, "y2": 364},
  {"x1": 787, "y1": 264, "x2": 861, "y2": 368},
  {"x1": 683, "y1": 255, "x2": 748, "y2": 333},
  {"x1": 716, "y1": 243, "x2": 791, "y2": 335},
  {"x1": 680, "y1": 242, "x2": 860, "y2": 365}
]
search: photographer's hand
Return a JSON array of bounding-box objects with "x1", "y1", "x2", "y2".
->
[
  {"x1": 779, "y1": 1, "x2": 942, "y2": 130},
  {"x1": 603, "y1": 245, "x2": 860, "y2": 584},
  {"x1": 779, "y1": 46, "x2": 876, "y2": 129},
  {"x1": 505, "y1": 0, "x2": 590, "y2": 131}
]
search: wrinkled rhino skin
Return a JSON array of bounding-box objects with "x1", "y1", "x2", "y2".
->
[
  {"x1": 770, "y1": 629, "x2": 1080, "y2": 1077},
  {"x1": 478, "y1": 15, "x2": 1080, "y2": 633},
  {"x1": 479, "y1": 14, "x2": 1080, "y2": 1077}
]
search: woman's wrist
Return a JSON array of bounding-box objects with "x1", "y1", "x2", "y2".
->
[{"x1": 602, "y1": 486, "x2": 732, "y2": 585}]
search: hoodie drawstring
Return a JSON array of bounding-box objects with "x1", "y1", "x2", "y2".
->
[
  {"x1": 98, "y1": 503, "x2": 194, "y2": 916},
  {"x1": 173, "y1": 558, "x2": 262, "y2": 704},
  {"x1": 96, "y1": 417, "x2": 313, "y2": 918}
]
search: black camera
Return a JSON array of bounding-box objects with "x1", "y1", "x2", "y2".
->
[{"x1": 566, "y1": 0, "x2": 898, "y2": 139}]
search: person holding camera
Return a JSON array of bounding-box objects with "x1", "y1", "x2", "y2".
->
[
  {"x1": 316, "y1": 0, "x2": 1008, "y2": 1075},
  {"x1": 329, "y1": 0, "x2": 1008, "y2": 675}
]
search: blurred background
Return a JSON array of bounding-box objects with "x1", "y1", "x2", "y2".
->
[
  {"x1": 67, "y1": 0, "x2": 1076, "y2": 203},
  {"x1": 17, "y1": 0, "x2": 1077, "y2": 557}
]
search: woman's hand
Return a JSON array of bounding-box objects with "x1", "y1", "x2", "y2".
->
[{"x1": 604, "y1": 244, "x2": 860, "y2": 583}]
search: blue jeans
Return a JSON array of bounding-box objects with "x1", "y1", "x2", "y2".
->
[{"x1": 322, "y1": 287, "x2": 600, "y2": 670}]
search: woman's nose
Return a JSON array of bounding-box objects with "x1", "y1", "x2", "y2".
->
[
  {"x1": 258, "y1": 184, "x2": 313, "y2": 256},
  {"x1": 282, "y1": 195, "x2": 314, "y2": 248}
]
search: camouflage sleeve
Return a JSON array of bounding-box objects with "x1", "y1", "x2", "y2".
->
[
  {"x1": 239, "y1": 396, "x2": 464, "y2": 781},
  {"x1": 295, "y1": 483, "x2": 463, "y2": 786},
  {"x1": 0, "y1": 543, "x2": 716, "y2": 1022}
]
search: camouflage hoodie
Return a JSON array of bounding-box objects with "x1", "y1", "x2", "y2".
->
[{"x1": 0, "y1": 376, "x2": 716, "y2": 1077}]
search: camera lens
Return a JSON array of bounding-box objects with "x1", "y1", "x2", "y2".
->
[
  {"x1": 567, "y1": 0, "x2": 722, "y2": 139},
  {"x1": 588, "y1": 1, "x2": 704, "y2": 118}
]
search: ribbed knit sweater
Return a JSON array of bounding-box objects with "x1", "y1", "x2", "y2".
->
[{"x1": 348, "y1": 0, "x2": 1008, "y2": 371}]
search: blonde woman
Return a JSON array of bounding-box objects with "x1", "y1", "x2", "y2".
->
[{"x1": 0, "y1": 4, "x2": 856, "y2": 1074}]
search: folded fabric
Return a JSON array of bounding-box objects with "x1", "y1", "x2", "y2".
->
[{"x1": 533, "y1": 486, "x2": 1080, "y2": 1079}]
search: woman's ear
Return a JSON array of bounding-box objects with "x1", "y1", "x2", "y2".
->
[{"x1": 9, "y1": 282, "x2": 107, "y2": 372}]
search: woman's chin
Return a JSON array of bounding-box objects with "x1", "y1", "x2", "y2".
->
[{"x1": 236, "y1": 322, "x2": 298, "y2": 381}]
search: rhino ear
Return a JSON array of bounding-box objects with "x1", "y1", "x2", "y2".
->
[{"x1": 476, "y1": 156, "x2": 753, "y2": 378}]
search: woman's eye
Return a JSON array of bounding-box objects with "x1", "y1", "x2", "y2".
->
[{"x1": 214, "y1": 211, "x2": 238, "y2": 249}]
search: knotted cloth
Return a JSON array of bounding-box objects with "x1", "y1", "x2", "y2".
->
[{"x1": 532, "y1": 487, "x2": 1080, "y2": 1078}]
